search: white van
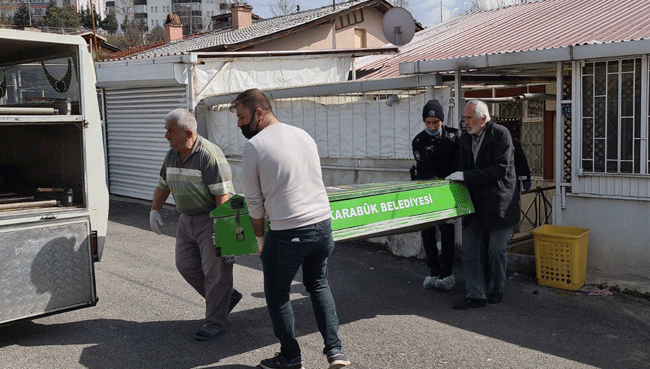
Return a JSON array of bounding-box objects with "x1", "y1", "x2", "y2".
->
[{"x1": 0, "y1": 29, "x2": 109, "y2": 326}]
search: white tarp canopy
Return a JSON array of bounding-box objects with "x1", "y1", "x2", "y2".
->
[
  {"x1": 195, "y1": 56, "x2": 353, "y2": 102},
  {"x1": 207, "y1": 88, "x2": 452, "y2": 160}
]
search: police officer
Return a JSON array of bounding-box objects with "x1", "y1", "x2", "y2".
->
[{"x1": 411, "y1": 99, "x2": 459, "y2": 290}]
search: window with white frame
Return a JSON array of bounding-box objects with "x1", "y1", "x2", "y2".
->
[{"x1": 581, "y1": 58, "x2": 644, "y2": 174}]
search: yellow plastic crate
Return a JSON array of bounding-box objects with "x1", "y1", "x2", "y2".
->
[{"x1": 532, "y1": 225, "x2": 590, "y2": 291}]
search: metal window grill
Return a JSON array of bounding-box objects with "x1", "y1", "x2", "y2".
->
[
  {"x1": 582, "y1": 58, "x2": 643, "y2": 174},
  {"x1": 495, "y1": 100, "x2": 545, "y2": 178}
]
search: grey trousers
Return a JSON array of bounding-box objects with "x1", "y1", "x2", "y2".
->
[
  {"x1": 461, "y1": 219, "x2": 513, "y2": 300},
  {"x1": 176, "y1": 213, "x2": 233, "y2": 329}
]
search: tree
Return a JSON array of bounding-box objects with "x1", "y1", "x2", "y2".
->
[
  {"x1": 0, "y1": 1, "x2": 16, "y2": 26},
  {"x1": 101, "y1": 11, "x2": 119, "y2": 32},
  {"x1": 270, "y1": 0, "x2": 297, "y2": 17},
  {"x1": 13, "y1": 2, "x2": 30, "y2": 29},
  {"x1": 112, "y1": 0, "x2": 135, "y2": 33},
  {"x1": 0, "y1": 15, "x2": 10, "y2": 27},
  {"x1": 81, "y1": 6, "x2": 100, "y2": 29},
  {"x1": 107, "y1": 17, "x2": 146, "y2": 49},
  {"x1": 45, "y1": 1, "x2": 81, "y2": 29},
  {"x1": 147, "y1": 25, "x2": 164, "y2": 43}
]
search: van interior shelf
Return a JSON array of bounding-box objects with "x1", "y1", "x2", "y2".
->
[{"x1": 0, "y1": 115, "x2": 83, "y2": 124}]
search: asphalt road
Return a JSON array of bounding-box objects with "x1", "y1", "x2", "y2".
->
[{"x1": 1, "y1": 197, "x2": 650, "y2": 369}]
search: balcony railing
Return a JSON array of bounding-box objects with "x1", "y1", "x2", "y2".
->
[{"x1": 513, "y1": 185, "x2": 554, "y2": 242}]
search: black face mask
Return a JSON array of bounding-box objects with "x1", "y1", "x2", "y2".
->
[{"x1": 240, "y1": 115, "x2": 258, "y2": 139}]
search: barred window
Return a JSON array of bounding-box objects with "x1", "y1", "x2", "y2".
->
[{"x1": 581, "y1": 58, "x2": 643, "y2": 174}]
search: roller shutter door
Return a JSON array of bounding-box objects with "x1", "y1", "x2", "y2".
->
[{"x1": 104, "y1": 86, "x2": 187, "y2": 201}]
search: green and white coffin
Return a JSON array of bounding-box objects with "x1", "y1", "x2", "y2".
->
[{"x1": 211, "y1": 180, "x2": 474, "y2": 257}]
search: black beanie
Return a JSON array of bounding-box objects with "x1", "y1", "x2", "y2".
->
[{"x1": 422, "y1": 99, "x2": 444, "y2": 122}]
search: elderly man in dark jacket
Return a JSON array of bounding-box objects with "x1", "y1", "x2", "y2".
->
[{"x1": 446, "y1": 99, "x2": 520, "y2": 310}]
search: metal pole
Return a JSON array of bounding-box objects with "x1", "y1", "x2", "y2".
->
[
  {"x1": 91, "y1": 1, "x2": 99, "y2": 60},
  {"x1": 440, "y1": 0, "x2": 443, "y2": 24}
]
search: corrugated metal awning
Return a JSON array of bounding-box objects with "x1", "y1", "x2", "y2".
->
[{"x1": 357, "y1": 0, "x2": 650, "y2": 79}]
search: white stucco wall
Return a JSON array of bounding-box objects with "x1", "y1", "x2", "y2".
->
[
  {"x1": 248, "y1": 7, "x2": 389, "y2": 51},
  {"x1": 560, "y1": 195, "x2": 650, "y2": 283}
]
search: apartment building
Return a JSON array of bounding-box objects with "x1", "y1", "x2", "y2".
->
[
  {"x1": 128, "y1": 0, "x2": 233, "y2": 32},
  {"x1": 1, "y1": 0, "x2": 105, "y2": 25}
]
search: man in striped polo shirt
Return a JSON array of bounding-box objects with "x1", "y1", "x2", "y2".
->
[{"x1": 150, "y1": 108, "x2": 242, "y2": 341}]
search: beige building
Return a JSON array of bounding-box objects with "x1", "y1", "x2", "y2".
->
[{"x1": 105, "y1": 0, "x2": 422, "y2": 59}]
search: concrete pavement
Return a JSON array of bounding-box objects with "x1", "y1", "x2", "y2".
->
[{"x1": 1, "y1": 196, "x2": 649, "y2": 369}]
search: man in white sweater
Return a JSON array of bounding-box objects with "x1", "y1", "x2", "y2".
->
[{"x1": 231, "y1": 89, "x2": 350, "y2": 369}]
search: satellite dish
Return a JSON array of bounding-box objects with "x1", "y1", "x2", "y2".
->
[{"x1": 382, "y1": 7, "x2": 416, "y2": 46}]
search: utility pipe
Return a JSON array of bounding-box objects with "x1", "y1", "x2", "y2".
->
[{"x1": 463, "y1": 93, "x2": 553, "y2": 102}]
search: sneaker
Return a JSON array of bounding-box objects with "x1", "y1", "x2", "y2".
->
[
  {"x1": 222, "y1": 255, "x2": 236, "y2": 264},
  {"x1": 229, "y1": 289, "x2": 243, "y2": 313},
  {"x1": 423, "y1": 275, "x2": 438, "y2": 289},
  {"x1": 434, "y1": 274, "x2": 456, "y2": 290},
  {"x1": 259, "y1": 353, "x2": 303, "y2": 369},
  {"x1": 327, "y1": 353, "x2": 351, "y2": 369},
  {"x1": 193, "y1": 325, "x2": 226, "y2": 341}
]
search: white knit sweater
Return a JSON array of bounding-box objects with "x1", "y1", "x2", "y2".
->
[{"x1": 242, "y1": 123, "x2": 331, "y2": 231}]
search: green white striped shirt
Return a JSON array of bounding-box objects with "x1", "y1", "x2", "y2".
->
[{"x1": 158, "y1": 136, "x2": 233, "y2": 215}]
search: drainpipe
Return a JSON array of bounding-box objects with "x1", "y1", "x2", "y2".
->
[
  {"x1": 555, "y1": 62, "x2": 564, "y2": 222},
  {"x1": 453, "y1": 69, "x2": 461, "y2": 129},
  {"x1": 425, "y1": 86, "x2": 434, "y2": 100},
  {"x1": 463, "y1": 93, "x2": 551, "y2": 102},
  {"x1": 182, "y1": 54, "x2": 198, "y2": 111}
]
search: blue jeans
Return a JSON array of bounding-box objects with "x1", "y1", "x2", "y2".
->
[
  {"x1": 462, "y1": 220, "x2": 513, "y2": 300},
  {"x1": 260, "y1": 218, "x2": 343, "y2": 362}
]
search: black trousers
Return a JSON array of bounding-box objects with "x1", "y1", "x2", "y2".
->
[{"x1": 421, "y1": 222, "x2": 455, "y2": 277}]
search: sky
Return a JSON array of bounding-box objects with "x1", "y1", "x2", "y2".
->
[{"x1": 240, "y1": 0, "x2": 477, "y2": 29}]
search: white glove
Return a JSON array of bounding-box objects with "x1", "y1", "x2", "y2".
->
[
  {"x1": 149, "y1": 210, "x2": 164, "y2": 235},
  {"x1": 445, "y1": 171, "x2": 464, "y2": 181},
  {"x1": 256, "y1": 236, "x2": 265, "y2": 254}
]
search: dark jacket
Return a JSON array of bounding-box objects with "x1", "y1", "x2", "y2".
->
[
  {"x1": 458, "y1": 121, "x2": 520, "y2": 229},
  {"x1": 411, "y1": 126, "x2": 459, "y2": 180},
  {"x1": 513, "y1": 138, "x2": 531, "y2": 182}
]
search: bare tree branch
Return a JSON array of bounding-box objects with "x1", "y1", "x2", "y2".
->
[
  {"x1": 270, "y1": 0, "x2": 297, "y2": 17},
  {"x1": 389, "y1": 0, "x2": 411, "y2": 12},
  {"x1": 460, "y1": 0, "x2": 528, "y2": 13}
]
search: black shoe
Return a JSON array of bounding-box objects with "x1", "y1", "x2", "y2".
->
[
  {"x1": 259, "y1": 353, "x2": 303, "y2": 369},
  {"x1": 452, "y1": 298, "x2": 487, "y2": 310},
  {"x1": 327, "y1": 352, "x2": 351, "y2": 369},
  {"x1": 229, "y1": 289, "x2": 243, "y2": 313},
  {"x1": 487, "y1": 292, "x2": 503, "y2": 304},
  {"x1": 193, "y1": 325, "x2": 226, "y2": 341}
]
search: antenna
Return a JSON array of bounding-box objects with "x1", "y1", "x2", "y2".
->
[{"x1": 381, "y1": 7, "x2": 416, "y2": 47}]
